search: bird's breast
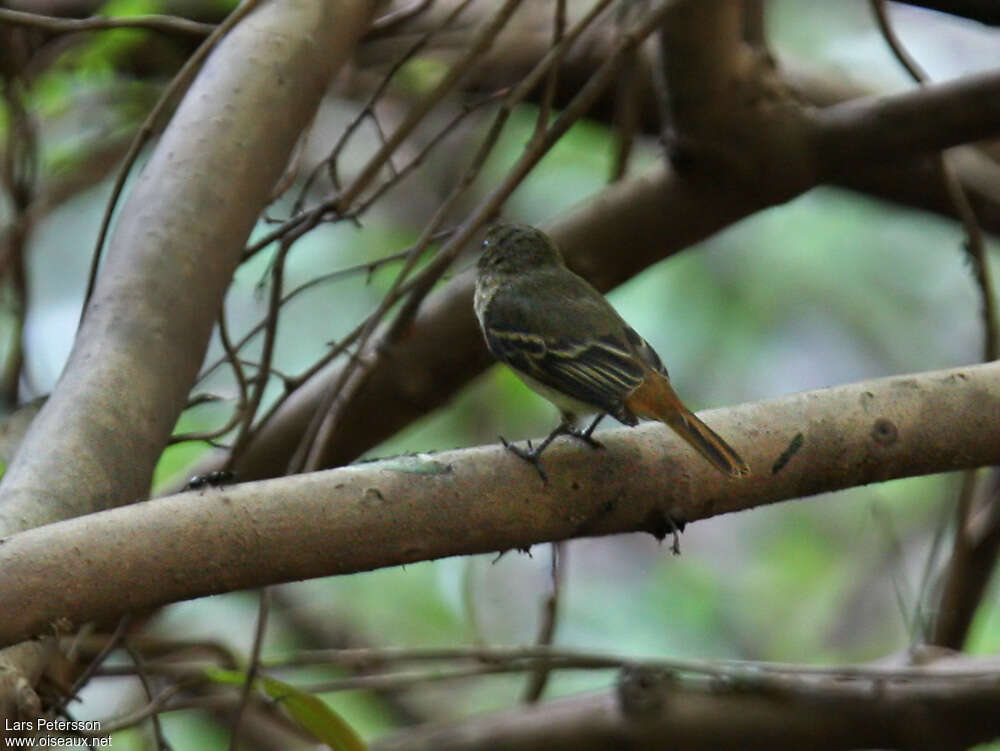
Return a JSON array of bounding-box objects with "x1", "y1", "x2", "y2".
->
[{"x1": 473, "y1": 274, "x2": 498, "y2": 328}]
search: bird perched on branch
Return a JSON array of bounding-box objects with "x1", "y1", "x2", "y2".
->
[{"x1": 474, "y1": 223, "x2": 750, "y2": 481}]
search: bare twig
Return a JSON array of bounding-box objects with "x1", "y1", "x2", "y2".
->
[
  {"x1": 0, "y1": 7, "x2": 215, "y2": 38},
  {"x1": 229, "y1": 588, "x2": 270, "y2": 751},
  {"x1": 870, "y1": 0, "x2": 1000, "y2": 653},
  {"x1": 368, "y1": 0, "x2": 435, "y2": 37},
  {"x1": 295, "y1": 0, "x2": 477, "y2": 211},
  {"x1": 609, "y1": 4, "x2": 640, "y2": 182},
  {"x1": 332, "y1": 0, "x2": 526, "y2": 216},
  {"x1": 534, "y1": 0, "x2": 567, "y2": 137},
  {"x1": 227, "y1": 228, "x2": 301, "y2": 465},
  {"x1": 93, "y1": 643, "x2": 1000, "y2": 682},
  {"x1": 290, "y1": 0, "x2": 621, "y2": 471},
  {"x1": 521, "y1": 542, "x2": 565, "y2": 703},
  {"x1": 196, "y1": 230, "x2": 454, "y2": 388},
  {"x1": 293, "y1": 0, "x2": 662, "y2": 472},
  {"x1": 51, "y1": 616, "x2": 132, "y2": 717},
  {"x1": 123, "y1": 641, "x2": 171, "y2": 751},
  {"x1": 933, "y1": 469, "x2": 1000, "y2": 647}
]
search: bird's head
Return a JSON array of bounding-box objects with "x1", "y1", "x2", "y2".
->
[{"x1": 477, "y1": 224, "x2": 565, "y2": 276}]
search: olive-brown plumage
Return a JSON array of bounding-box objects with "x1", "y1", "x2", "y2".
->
[{"x1": 474, "y1": 223, "x2": 749, "y2": 478}]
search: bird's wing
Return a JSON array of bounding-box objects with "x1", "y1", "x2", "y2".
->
[{"x1": 481, "y1": 271, "x2": 650, "y2": 418}]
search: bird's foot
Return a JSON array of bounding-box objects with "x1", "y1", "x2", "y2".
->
[{"x1": 499, "y1": 436, "x2": 549, "y2": 483}]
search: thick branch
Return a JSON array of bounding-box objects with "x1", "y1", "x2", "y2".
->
[
  {"x1": 0, "y1": 0, "x2": 374, "y2": 534},
  {"x1": 372, "y1": 11, "x2": 1000, "y2": 232},
  {"x1": 932, "y1": 468, "x2": 1000, "y2": 647},
  {"x1": 0, "y1": 0, "x2": 375, "y2": 728},
  {"x1": 370, "y1": 675, "x2": 1000, "y2": 751},
  {"x1": 814, "y1": 69, "x2": 1000, "y2": 176},
  {"x1": 4, "y1": 361, "x2": 1000, "y2": 648}
]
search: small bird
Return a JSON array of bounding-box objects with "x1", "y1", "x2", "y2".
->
[{"x1": 473, "y1": 223, "x2": 750, "y2": 481}]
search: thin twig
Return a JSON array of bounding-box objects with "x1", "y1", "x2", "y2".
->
[
  {"x1": 534, "y1": 0, "x2": 567, "y2": 138},
  {"x1": 197, "y1": 230, "x2": 453, "y2": 387},
  {"x1": 610, "y1": 3, "x2": 641, "y2": 182},
  {"x1": 522, "y1": 542, "x2": 565, "y2": 703},
  {"x1": 383, "y1": 0, "x2": 674, "y2": 351},
  {"x1": 229, "y1": 588, "x2": 270, "y2": 751},
  {"x1": 871, "y1": 0, "x2": 1000, "y2": 652},
  {"x1": 368, "y1": 0, "x2": 435, "y2": 38},
  {"x1": 226, "y1": 224, "x2": 303, "y2": 465},
  {"x1": 869, "y1": 0, "x2": 996, "y2": 360},
  {"x1": 170, "y1": 305, "x2": 249, "y2": 444},
  {"x1": 98, "y1": 643, "x2": 1000, "y2": 686},
  {"x1": 52, "y1": 616, "x2": 132, "y2": 717},
  {"x1": 0, "y1": 76, "x2": 36, "y2": 405},
  {"x1": 914, "y1": 489, "x2": 954, "y2": 641},
  {"x1": 297, "y1": 0, "x2": 478, "y2": 210},
  {"x1": 331, "y1": 0, "x2": 526, "y2": 217},
  {"x1": 124, "y1": 640, "x2": 172, "y2": 751},
  {"x1": 0, "y1": 7, "x2": 215, "y2": 38},
  {"x1": 870, "y1": 502, "x2": 918, "y2": 643},
  {"x1": 290, "y1": 0, "x2": 625, "y2": 470},
  {"x1": 349, "y1": 87, "x2": 511, "y2": 217},
  {"x1": 462, "y1": 558, "x2": 488, "y2": 647}
]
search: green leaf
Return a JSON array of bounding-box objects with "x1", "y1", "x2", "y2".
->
[{"x1": 203, "y1": 668, "x2": 367, "y2": 751}]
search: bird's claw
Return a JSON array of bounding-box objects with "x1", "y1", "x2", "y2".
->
[{"x1": 498, "y1": 435, "x2": 549, "y2": 483}]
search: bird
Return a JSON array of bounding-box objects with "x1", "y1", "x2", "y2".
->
[{"x1": 473, "y1": 223, "x2": 750, "y2": 481}]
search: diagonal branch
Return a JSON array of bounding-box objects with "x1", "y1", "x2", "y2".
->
[
  {"x1": 3, "y1": 360, "x2": 1000, "y2": 649},
  {"x1": 219, "y1": 162, "x2": 759, "y2": 481},
  {"x1": 813, "y1": 69, "x2": 1000, "y2": 176},
  {"x1": 0, "y1": 0, "x2": 374, "y2": 533},
  {"x1": 0, "y1": 0, "x2": 375, "y2": 728},
  {"x1": 215, "y1": 62, "x2": 1000, "y2": 483}
]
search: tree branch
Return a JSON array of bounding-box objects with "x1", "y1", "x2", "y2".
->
[
  {"x1": 4, "y1": 361, "x2": 1000, "y2": 648},
  {"x1": 932, "y1": 468, "x2": 1000, "y2": 646},
  {"x1": 0, "y1": 7, "x2": 214, "y2": 37},
  {"x1": 0, "y1": 0, "x2": 375, "y2": 728},
  {"x1": 363, "y1": 5, "x2": 1000, "y2": 233},
  {"x1": 814, "y1": 68, "x2": 1000, "y2": 176},
  {"x1": 217, "y1": 163, "x2": 761, "y2": 481},
  {"x1": 211, "y1": 62, "x2": 1000, "y2": 482},
  {"x1": 370, "y1": 670, "x2": 1000, "y2": 751},
  {"x1": 0, "y1": 0, "x2": 374, "y2": 533}
]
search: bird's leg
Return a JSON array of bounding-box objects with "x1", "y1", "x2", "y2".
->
[
  {"x1": 500, "y1": 419, "x2": 577, "y2": 482},
  {"x1": 564, "y1": 413, "x2": 605, "y2": 449},
  {"x1": 500, "y1": 414, "x2": 605, "y2": 482}
]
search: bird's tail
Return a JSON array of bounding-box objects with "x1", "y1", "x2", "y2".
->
[
  {"x1": 626, "y1": 373, "x2": 750, "y2": 478},
  {"x1": 663, "y1": 404, "x2": 750, "y2": 478}
]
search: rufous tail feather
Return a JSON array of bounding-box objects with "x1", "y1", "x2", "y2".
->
[
  {"x1": 626, "y1": 372, "x2": 750, "y2": 478},
  {"x1": 663, "y1": 406, "x2": 750, "y2": 478}
]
